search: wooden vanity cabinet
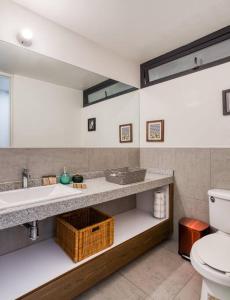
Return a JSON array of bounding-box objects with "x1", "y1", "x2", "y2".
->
[{"x1": 18, "y1": 184, "x2": 173, "y2": 300}]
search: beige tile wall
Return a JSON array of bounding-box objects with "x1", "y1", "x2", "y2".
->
[
  {"x1": 210, "y1": 149, "x2": 230, "y2": 189},
  {"x1": 140, "y1": 148, "x2": 230, "y2": 238},
  {"x1": 0, "y1": 148, "x2": 140, "y2": 183}
]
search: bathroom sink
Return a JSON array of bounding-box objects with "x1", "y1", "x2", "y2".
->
[
  {"x1": 105, "y1": 167, "x2": 146, "y2": 185},
  {"x1": 0, "y1": 184, "x2": 82, "y2": 210}
]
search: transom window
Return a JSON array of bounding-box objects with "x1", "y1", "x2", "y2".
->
[
  {"x1": 83, "y1": 79, "x2": 137, "y2": 107},
  {"x1": 141, "y1": 26, "x2": 230, "y2": 88}
]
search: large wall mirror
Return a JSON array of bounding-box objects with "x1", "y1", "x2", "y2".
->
[{"x1": 0, "y1": 41, "x2": 139, "y2": 148}]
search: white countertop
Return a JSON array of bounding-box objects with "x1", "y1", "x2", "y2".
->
[{"x1": 0, "y1": 172, "x2": 173, "y2": 230}]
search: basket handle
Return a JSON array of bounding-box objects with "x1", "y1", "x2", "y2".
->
[{"x1": 92, "y1": 226, "x2": 100, "y2": 232}]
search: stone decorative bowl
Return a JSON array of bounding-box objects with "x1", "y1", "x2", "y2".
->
[{"x1": 104, "y1": 167, "x2": 146, "y2": 185}]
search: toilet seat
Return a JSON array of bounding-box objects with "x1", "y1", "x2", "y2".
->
[
  {"x1": 195, "y1": 232, "x2": 230, "y2": 273},
  {"x1": 191, "y1": 232, "x2": 230, "y2": 287}
]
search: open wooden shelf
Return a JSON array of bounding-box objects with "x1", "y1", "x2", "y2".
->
[
  {"x1": 0, "y1": 209, "x2": 167, "y2": 300},
  {"x1": 0, "y1": 184, "x2": 173, "y2": 300}
]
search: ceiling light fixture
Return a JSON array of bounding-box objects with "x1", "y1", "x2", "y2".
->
[{"x1": 17, "y1": 28, "x2": 33, "y2": 47}]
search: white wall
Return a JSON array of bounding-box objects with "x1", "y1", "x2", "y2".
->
[
  {"x1": 140, "y1": 62, "x2": 230, "y2": 147},
  {"x1": 81, "y1": 90, "x2": 140, "y2": 147},
  {"x1": 7, "y1": 74, "x2": 139, "y2": 148},
  {"x1": 0, "y1": 91, "x2": 11, "y2": 147},
  {"x1": 9, "y1": 62, "x2": 230, "y2": 148},
  {"x1": 12, "y1": 75, "x2": 82, "y2": 147},
  {"x1": 0, "y1": 0, "x2": 139, "y2": 88}
]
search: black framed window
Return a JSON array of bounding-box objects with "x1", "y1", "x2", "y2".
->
[
  {"x1": 141, "y1": 26, "x2": 230, "y2": 88},
  {"x1": 83, "y1": 79, "x2": 137, "y2": 107}
]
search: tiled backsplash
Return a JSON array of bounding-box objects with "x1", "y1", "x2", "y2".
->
[
  {"x1": 140, "y1": 148, "x2": 230, "y2": 238},
  {"x1": 0, "y1": 148, "x2": 140, "y2": 186}
]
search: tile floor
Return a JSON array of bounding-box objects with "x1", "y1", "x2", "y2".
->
[{"x1": 75, "y1": 239, "x2": 202, "y2": 300}]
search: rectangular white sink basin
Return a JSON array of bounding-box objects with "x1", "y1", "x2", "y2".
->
[{"x1": 0, "y1": 184, "x2": 82, "y2": 210}]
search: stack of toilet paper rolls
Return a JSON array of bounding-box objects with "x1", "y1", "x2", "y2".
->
[{"x1": 153, "y1": 190, "x2": 166, "y2": 219}]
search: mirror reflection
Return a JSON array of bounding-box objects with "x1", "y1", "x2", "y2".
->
[{"x1": 0, "y1": 41, "x2": 139, "y2": 148}]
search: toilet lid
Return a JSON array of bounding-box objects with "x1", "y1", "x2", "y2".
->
[{"x1": 195, "y1": 232, "x2": 230, "y2": 273}]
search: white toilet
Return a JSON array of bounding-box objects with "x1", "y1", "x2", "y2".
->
[{"x1": 191, "y1": 189, "x2": 230, "y2": 300}]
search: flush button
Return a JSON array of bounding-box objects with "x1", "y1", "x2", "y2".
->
[{"x1": 210, "y1": 196, "x2": 215, "y2": 203}]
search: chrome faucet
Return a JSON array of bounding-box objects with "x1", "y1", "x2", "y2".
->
[{"x1": 22, "y1": 168, "x2": 30, "y2": 188}]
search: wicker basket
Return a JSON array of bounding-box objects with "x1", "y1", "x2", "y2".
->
[{"x1": 56, "y1": 207, "x2": 114, "y2": 262}]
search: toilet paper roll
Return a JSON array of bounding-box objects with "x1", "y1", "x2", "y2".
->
[{"x1": 153, "y1": 191, "x2": 166, "y2": 219}]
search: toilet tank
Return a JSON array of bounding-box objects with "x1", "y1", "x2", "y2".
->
[{"x1": 208, "y1": 189, "x2": 230, "y2": 233}]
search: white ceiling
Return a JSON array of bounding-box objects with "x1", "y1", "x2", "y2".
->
[
  {"x1": 0, "y1": 41, "x2": 107, "y2": 90},
  {"x1": 13, "y1": 0, "x2": 230, "y2": 63}
]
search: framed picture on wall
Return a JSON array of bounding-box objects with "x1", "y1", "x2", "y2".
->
[
  {"x1": 146, "y1": 120, "x2": 164, "y2": 142},
  {"x1": 119, "y1": 123, "x2": 133, "y2": 143},
  {"x1": 222, "y1": 89, "x2": 230, "y2": 115},
  {"x1": 88, "y1": 118, "x2": 96, "y2": 131}
]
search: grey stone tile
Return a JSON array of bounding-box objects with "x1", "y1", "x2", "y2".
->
[
  {"x1": 172, "y1": 148, "x2": 211, "y2": 239},
  {"x1": 173, "y1": 191, "x2": 209, "y2": 239},
  {"x1": 0, "y1": 148, "x2": 28, "y2": 182},
  {"x1": 162, "y1": 238, "x2": 178, "y2": 255},
  {"x1": 75, "y1": 242, "x2": 201, "y2": 300},
  {"x1": 88, "y1": 148, "x2": 130, "y2": 171},
  {"x1": 146, "y1": 261, "x2": 194, "y2": 300},
  {"x1": 0, "y1": 148, "x2": 140, "y2": 184},
  {"x1": 120, "y1": 246, "x2": 184, "y2": 296},
  {"x1": 27, "y1": 148, "x2": 89, "y2": 179},
  {"x1": 76, "y1": 272, "x2": 146, "y2": 300},
  {"x1": 174, "y1": 148, "x2": 211, "y2": 201},
  {"x1": 0, "y1": 217, "x2": 55, "y2": 255},
  {"x1": 94, "y1": 195, "x2": 136, "y2": 216},
  {"x1": 75, "y1": 286, "x2": 105, "y2": 300},
  {"x1": 174, "y1": 272, "x2": 202, "y2": 300},
  {"x1": 0, "y1": 181, "x2": 22, "y2": 192},
  {"x1": 75, "y1": 242, "x2": 200, "y2": 300},
  {"x1": 174, "y1": 191, "x2": 209, "y2": 223},
  {"x1": 128, "y1": 148, "x2": 140, "y2": 167},
  {"x1": 211, "y1": 149, "x2": 230, "y2": 189},
  {"x1": 140, "y1": 148, "x2": 176, "y2": 170},
  {"x1": 140, "y1": 147, "x2": 211, "y2": 240}
]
